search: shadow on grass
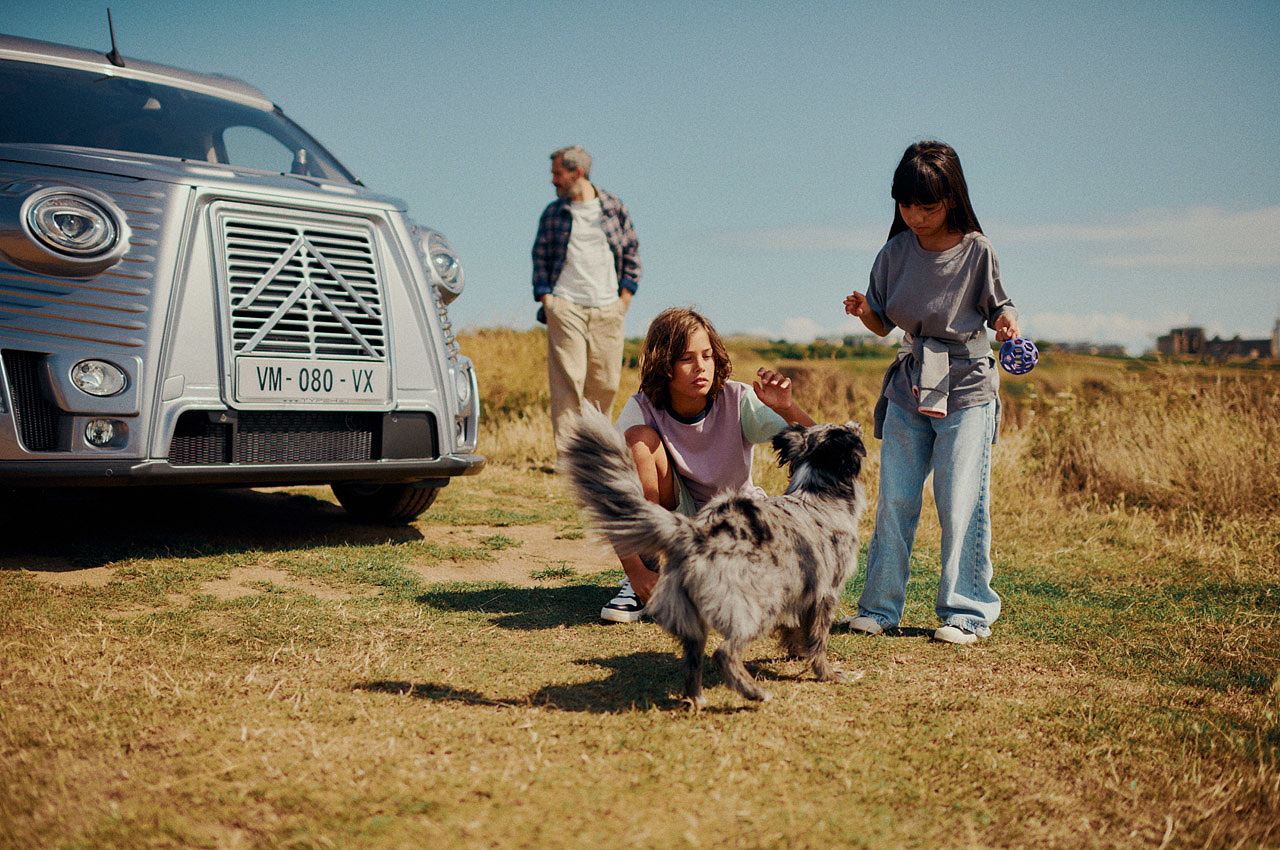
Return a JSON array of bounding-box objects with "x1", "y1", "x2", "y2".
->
[
  {"x1": 357, "y1": 651, "x2": 763, "y2": 714},
  {"x1": 834, "y1": 621, "x2": 935, "y2": 639},
  {"x1": 0, "y1": 486, "x2": 426, "y2": 569},
  {"x1": 882, "y1": 626, "x2": 936, "y2": 638},
  {"x1": 425, "y1": 582, "x2": 916, "y2": 644},
  {"x1": 418, "y1": 582, "x2": 612, "y2": 629},
  {"x1": 392, "y1": 580, "x2": 839, "y2": 712}
]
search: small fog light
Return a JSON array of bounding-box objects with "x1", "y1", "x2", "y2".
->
[
  {"x1": 85, "y1": 419, "x2": 117, "y2": 446},
  {"x1": 71, "y1": 360, "x2": 127, "y2": 396}
]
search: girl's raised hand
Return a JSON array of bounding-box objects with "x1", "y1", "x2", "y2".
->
[{"x1": 844, "y1": 291, "x2": 870, "y2": 317}]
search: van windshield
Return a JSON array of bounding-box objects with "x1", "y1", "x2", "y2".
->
[{"x1": 0, "y1": 58, "x2": 356, "y2": 183}]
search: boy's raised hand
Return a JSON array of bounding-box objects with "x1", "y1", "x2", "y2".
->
[{"x1": 753, "y1": 367, "x2": 793, "y2": 409}]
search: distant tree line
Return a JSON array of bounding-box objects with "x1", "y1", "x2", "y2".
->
[{"x1": 750, "y1": 337, "x2": 896, "y2": 360}]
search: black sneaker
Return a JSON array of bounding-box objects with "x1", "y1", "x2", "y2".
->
[{"x1": 600, "y1": 578, "x2": 645, "y2": 623}]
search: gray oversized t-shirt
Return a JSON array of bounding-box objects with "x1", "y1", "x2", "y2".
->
[{"x1": 864, "y1": 230, "x2": 1017, "y2": 437}]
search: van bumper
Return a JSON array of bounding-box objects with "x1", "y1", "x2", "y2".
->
[{"x1": 0, "y1": 453, "x2": 485, "y2": 488}]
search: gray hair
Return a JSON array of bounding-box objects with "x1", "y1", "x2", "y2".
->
[{"x1": 551, "y1": 145, "x2": 592, "y2": 177}]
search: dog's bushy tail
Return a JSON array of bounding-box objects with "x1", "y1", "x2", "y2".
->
[{"x1": 558, "y1": 403, "x2": 695, "y2": 563}]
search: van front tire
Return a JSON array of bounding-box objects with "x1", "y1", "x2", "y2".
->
[{"x1": 331, "y1": 482, "x2": 440, "y2": 524}]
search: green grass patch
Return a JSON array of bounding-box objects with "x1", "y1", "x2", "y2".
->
[{"x1": 530, "y1": 563, "x2": 580, "y2": 582}]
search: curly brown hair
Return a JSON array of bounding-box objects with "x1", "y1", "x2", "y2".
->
[{"x1": 638, "y1": 307, "x2": 733, "y2": 412}]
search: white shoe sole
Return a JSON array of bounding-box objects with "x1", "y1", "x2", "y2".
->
[
  {"x1": 933, "y1": 625, "x2": 978, "y2": 645},
  {"x1": 600, "y1": 607, "x2": 645, "y2": 623}
]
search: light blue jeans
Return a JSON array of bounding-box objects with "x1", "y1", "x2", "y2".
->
[{"x1": 857, "y1": 399, "x2": 1000, "y2": 636}]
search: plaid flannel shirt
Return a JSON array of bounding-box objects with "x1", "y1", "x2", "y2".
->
[{"x1": 531, "y1": 187, "x2": 641, "y2": 301}]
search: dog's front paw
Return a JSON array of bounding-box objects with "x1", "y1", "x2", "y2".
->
[{"x1": 681, "y1": 694, "x2": 707, "y2": 711}]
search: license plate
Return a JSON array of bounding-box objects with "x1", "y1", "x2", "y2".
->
[{"x1": 235, "y1": 357, "x2": 389, "y2": 403}]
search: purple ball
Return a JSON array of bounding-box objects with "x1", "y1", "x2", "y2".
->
[{"x1": 999, "y1": 338, "x2": 1038, "y2": 375}]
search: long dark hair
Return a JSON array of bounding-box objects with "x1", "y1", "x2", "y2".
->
[
  {"x1": 887, "y1": 141, "x2": 983, "y2": 241},
  {"x1": 639, "y1": 307, "x2": 732, "y2": 411}
]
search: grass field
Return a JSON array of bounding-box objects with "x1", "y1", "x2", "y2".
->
[{"x1": 2, "y1": 330, "x2": 1277, "y2": 849}]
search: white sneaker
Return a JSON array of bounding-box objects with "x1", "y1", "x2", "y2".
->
[
  {"x1": 838, "y1": 615, "x2": 883, "y2": 635},
  {"x1": 933, "y1": 625, "x2": 979, "y2": 645},
  {"x1": 601, "y1": 578, "x2": 645, "y2": 623}
]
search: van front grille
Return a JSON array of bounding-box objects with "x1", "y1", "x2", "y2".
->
[
  {"x1": 168, "y1": 411, "x2": 379, "y2": 465},
  {"x1": 217, "y1": 212, "x2": 388, "y2": 361},
  {"x1": 234, "y1": 412, "x2": 375, "y2": 463}
]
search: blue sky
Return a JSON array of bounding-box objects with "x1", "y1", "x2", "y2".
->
[{"x1": 8, "y1": 0, "x2": 1278, "y2": 354}]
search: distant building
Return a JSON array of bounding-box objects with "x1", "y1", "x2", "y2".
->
[
  {"x1": 1156, "y1": 324, "x2": 1276, "y2": 360},
  {"x1": 1156, "y1": 327, "x2": 1205, "y2": 355}
]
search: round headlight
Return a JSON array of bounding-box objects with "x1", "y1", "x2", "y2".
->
[
  {"x1": 70, "y1": 360, "x2": 127, "y2": 397},
  {"x1": 27, "y1": 194, "x2": 119, "y2": 256},
  {"x1": 425, "y1": 231, "x2": 464, "y2": 303}
]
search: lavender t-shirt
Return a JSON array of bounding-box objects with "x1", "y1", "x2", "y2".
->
[{"x1": 614, "y1": 380, "x2": 786, "y2": 510}]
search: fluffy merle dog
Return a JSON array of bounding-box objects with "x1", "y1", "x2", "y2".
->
[{"x1": 559, "y1": 404, "x2": 866, "y2": 704}]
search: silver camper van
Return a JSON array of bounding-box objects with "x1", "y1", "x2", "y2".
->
[{"x1": 0, "y1": 35, "x2": 483, "y2": 522}]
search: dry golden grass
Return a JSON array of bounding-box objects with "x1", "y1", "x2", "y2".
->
[
  {"x1": 2, "y1": 330, "x2": 1277, "y2": 849},
  {"x1": 1027, "y1": 369, "x2": 1280, "y2": 516}
]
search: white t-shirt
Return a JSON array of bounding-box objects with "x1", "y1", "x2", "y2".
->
[{"x1": 553, "y1": 199, "x2": 619, "y2": 307}]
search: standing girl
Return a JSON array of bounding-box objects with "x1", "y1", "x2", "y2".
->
[
  {"x1": 599, "y1": 307, "x2": 815, "y2": 622},
  {"x1": 843, "y1": 141, "x2": 1019, "y2": 645}
]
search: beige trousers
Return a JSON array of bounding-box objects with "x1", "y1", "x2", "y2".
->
[{"x1": 545, "y1": 293, "x2": 628, "y2": 447}]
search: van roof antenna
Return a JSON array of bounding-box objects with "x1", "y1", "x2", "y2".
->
[{"x1": 105, "y1": 9, "x2": 126, "y2": 67}]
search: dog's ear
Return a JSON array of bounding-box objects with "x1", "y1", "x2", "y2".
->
[
  {"x1": 838, "y1": 422, "x2": 867, "y2": 458},
  {"x1": 848, "y1": 428, "x2": 867, "y2": 459},
  {"x1": 772, "y1": 424, "x2": 808, "y2": 467}
]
